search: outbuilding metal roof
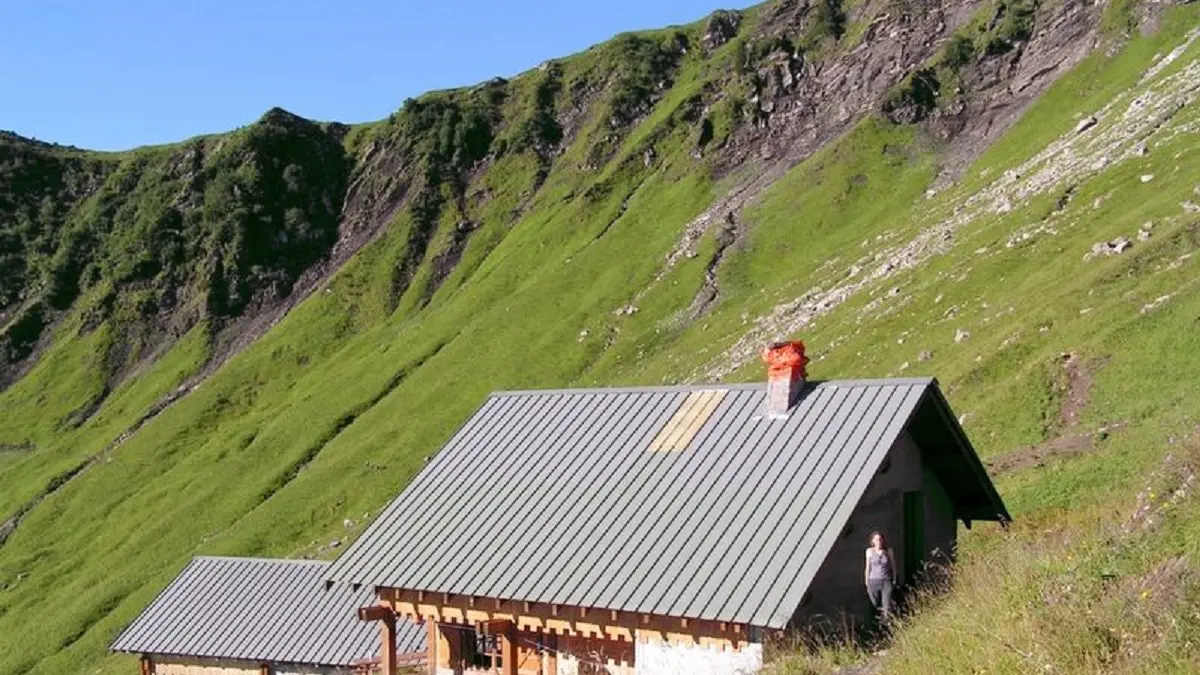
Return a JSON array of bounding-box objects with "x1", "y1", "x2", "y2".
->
[
  {"x1": 327, "y1": 378, "x2": 1007, "y2": 629},
  {"x1": 111, "y1": 557, "x2": 425, "y2": 666}
]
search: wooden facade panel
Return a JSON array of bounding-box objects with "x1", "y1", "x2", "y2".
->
[
  {"x1": 559, "y1": 633, "x2": 635, "y2": 675},
  {"x1": 150, "y1": 658, "x2": 265, "y2": 675}
]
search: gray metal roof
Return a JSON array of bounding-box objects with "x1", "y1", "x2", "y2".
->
[
  {"x1": 111, "y1": 557, "x2": 425, "y2": 665},
  {"x1": 327, "y1": 378, "x2": 1007, "y2": 629}
]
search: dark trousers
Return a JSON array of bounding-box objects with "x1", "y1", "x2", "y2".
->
[{"x1": 867, "y1": 578, "x2": 894, "y2": 617}]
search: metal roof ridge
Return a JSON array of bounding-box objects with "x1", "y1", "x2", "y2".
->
[
  {"x1": 488, "y1": 383, "x2": 762, "y2": 397},
  {"x1": 192, "y1": 555, "x2": 330, "y2": 566},
  {"x1": 489, "y1": 377, "x2": 935, "y2": 397}
]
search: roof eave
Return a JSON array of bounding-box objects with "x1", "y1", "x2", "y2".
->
[
  {"x1": 114, "y1": 651, "x2": 361, "y2": 669},
  {"x1": 924, "y1": 382, "x2": 1012, "y2": 524}
]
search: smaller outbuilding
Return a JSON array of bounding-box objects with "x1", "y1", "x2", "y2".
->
[{"x1": 111, "y1": 556, "x2": 426, "y2": 675}]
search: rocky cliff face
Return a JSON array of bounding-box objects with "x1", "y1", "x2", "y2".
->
[
  {"x1": 0, "y1": 110, "x2": 350, "y2": 391},
  {"x1": 0, "y1": 0, "x2": 1105, "y2": 405}
]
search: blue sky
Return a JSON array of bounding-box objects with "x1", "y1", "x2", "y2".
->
[{"x1": 1, "y1": 0, "x2": 730, "y2": 151}]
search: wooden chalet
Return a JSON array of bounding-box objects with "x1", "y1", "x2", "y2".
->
[{"x1": 328, "y1": 342, "x2": 1009, "y2": 675}]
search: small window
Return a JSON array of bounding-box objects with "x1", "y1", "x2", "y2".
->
[
  {"x1": 473, "y1": 630, "x2": 504, "y2": 669},
  {"x1": 458, "y1": 628, "x2": 503, "y2": 669},
  {"x1": 472, "y1": 631, "x2": 503, "y2": 669}
]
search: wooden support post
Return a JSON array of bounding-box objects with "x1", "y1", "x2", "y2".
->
[
  {"x1": 500, "y1": 621, "x2": 517, "y2": 675},
  {"x1": 381, "y1": 613, "x2": 397, "y2": 675},
  {"x1": 545, "y1": 632, "x2": 558, "y2": 675},
  {"x1": 359, "y1": 605, "x2": 398, "y2": 675},
  {"x1": 425, "y1": 620, "x2": 439, "y2": 675},
  {"x1": 138, "y1": 655, "x2": 152, "y2": 675}
]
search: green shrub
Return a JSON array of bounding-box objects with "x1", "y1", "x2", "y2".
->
[
  {"x1": 882, "y1": 68, "x2": 941, "y2": 123},
  {"x1": 732, "y1": 37, "x2": 749, "y2": 76},
  {"x1": 943, "y1": 33, "x2": 976, "y2": 70},
  {"x1": 815, "y1": 0, "x2": 848, "y2": 39},
  {"x1": 1100, "y1": 0, "x2": 1139, "y2": 37},
  {"x1": 605, "y1": 33, "x2": 682, "y2": 126},
  {"x1": 0, "y1": 303, "x2": 46, "y2": 363},
  {"x1": 985, "y1": 0, "x2": 1038, "y2": 55},
  {"x1": 511, "y1": 65, "x2": 563, "y2": 153},
  {"x1": 803, "y1": 0, "x2": 848, "y2": 50}
]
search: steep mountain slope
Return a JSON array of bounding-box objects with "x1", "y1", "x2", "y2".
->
[{"x1": 1, "y1": 0, "x2": 1199, "y2": 672}]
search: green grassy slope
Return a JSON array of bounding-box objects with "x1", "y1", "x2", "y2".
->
[
  {"x1": 765, "y1": 11, "x2": 1200, "y2": 672},
  {"x1": 1, "y1": 1, "x2": 1199, "y2": 674}
]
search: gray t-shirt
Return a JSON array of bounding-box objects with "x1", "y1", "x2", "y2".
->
[{"x1": 867, "y1": 548, "x2": 893, "y2": 581}]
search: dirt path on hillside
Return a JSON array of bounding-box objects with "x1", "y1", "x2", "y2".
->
[
  {"x1": 1057, "y1": 352, "x2": 1094, "y2": 429},
  {"x1": 988, "y1": 353, "x2": 1122, "y2": 475}
]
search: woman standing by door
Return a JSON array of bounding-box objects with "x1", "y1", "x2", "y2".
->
[{"x1": 865, "y1": 531, "x2": 897, "y2": 619}]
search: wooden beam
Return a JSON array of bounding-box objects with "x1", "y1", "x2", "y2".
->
[
  {"x1": 482, "y1": 618, "x2": 514, "y2": 632},
  {"x1": 358, "y1": 605, "x2": 395, "y2": 622},
  {"x1": 138, "y1": 656, "x2": 152, "y2": 675}
]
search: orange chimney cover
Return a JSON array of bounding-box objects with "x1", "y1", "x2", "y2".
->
[{"x1": 762, "y1": 341, "x2": 809, "y2": 379}]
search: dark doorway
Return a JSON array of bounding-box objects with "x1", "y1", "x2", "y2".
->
[{"x1": 902, "y1": 490, "x2": 925, "y2": 583}]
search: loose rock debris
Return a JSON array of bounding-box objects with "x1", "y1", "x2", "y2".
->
[
  {"x1": 1085, "y1": 236, "x2": 1133, "y2": 260},
  {"x1": 694, "y1": 28, "x2": 1200, "y2": 381},
  {"x1": 1141, "y1": 294, "x2": 1173, "y2": 314}
]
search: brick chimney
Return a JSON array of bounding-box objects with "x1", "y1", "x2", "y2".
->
[{"x1": 762, "y1": 341, "x2": 809, "y2": 418}]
